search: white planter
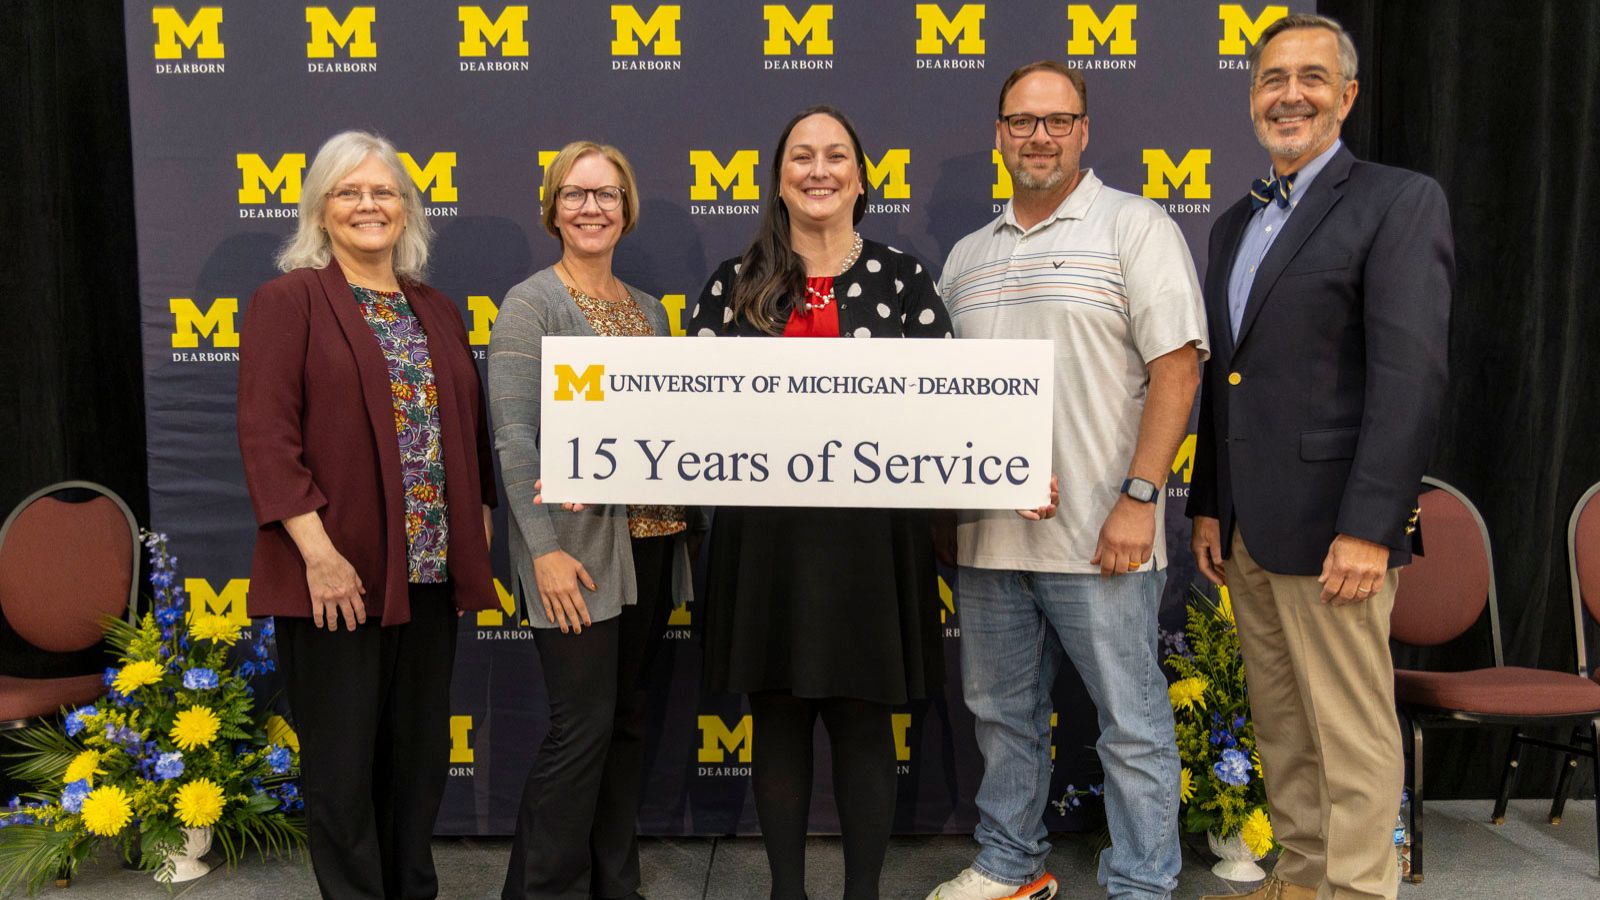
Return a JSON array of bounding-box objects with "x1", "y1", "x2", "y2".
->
[
  {"x1": 1207, "y1": 829, "x2": 1267, "y2": 882},
  {"x1": 156, "y1": 826, "x2": 214, "y2": 883}
]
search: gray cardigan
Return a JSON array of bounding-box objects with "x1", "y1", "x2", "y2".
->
[{"x1": 487, "y1": 266, "x2": 694, "y2": 627}]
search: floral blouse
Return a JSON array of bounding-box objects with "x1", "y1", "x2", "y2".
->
[
  {"x1": 565, "y1": 283, "x2": 687, "y2": 540},
  {"x1": 352, "y1": 284, "x2": 449, "y2": 582}
]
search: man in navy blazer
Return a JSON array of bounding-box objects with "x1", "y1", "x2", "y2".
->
[{"x1": 1187, "y1": 14, "x2": 1452, "y2": 900}]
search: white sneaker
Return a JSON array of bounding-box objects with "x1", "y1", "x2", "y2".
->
[{"x1": 924, "y1": 867, "x2": 1058, "y2": 900}]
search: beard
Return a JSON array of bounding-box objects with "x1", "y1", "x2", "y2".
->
[
  {"x1": 1253, "y1": 100, "x2": 1340, "y2": 160},
  {"x1": 1009, "y1": 149, "x2": 1070, "y2": 191}
]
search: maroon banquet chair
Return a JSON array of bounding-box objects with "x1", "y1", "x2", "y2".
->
[
  {"x1": 1547, "y1": 482, "x2": 1600, "y2": 830},
  {"x1": 0, "y1": 481, "x2": 140, "y2": 733},
  {"x1": 1391, "y1": 477, "x2": 1600, "y2": 883}
]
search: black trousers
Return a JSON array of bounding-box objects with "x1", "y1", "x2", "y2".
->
[
  {"x1": 277, "y1": 581, "x2": 459, "y2": 900},
  {"x1": 503, "y1": 536, "x2": 674, "y2": 900}
]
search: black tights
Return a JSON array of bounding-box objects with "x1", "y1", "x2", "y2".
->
[{"x1": 748, "y1": 691, "x2": 896, "y2": 900}]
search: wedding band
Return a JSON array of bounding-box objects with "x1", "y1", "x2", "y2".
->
[
  {"x1": 1357, "y1": 587, "x2": 1373, "y2": 595},
  {"x1": 1127, "y1": 562, "x2": 1140, "y2": 570}
]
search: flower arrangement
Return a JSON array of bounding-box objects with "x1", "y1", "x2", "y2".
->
[
  {"x1": 1164, "y1": 583, "x2": 1274, "y2": 859},
  {"x1": 0, "y1": 532, "x2": 305, "y2": 892}
]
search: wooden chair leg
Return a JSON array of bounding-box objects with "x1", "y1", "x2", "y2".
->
[
  {"x1": 1491, "y1": 728, "x2": 1523, "y2": 825},
  {"x1": 1409, "y1": 716, "x2": 1425, "y2": 884},
  {"x1": 1549, "y1": 725, "x2": 1583, "y2": 825}
]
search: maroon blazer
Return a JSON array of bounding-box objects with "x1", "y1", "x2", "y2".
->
[{"x1": 236, "y1": 261, "x2": 497, "y2": 624}]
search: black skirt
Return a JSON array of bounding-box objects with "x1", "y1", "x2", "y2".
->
[{"x1": 700, "y1": 505, "x2": 944, "y2": 705}]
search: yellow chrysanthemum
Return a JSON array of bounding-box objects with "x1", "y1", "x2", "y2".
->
[
  {"x1": 170, "y1": 706, "x2": 221, "y2": 751},
  {"x1": 64, "y1": 750, "x2": 104, "y2": 786},
  {"x1": 113, "y1": 659, "x2": 165, "y2": 694},
  {"x1": 173, "y1": 778, "x2": 226, "y2": 828},
  {"x1": 265, "y1": 714, "x2": 300, "y2": 753},
  {"x1": 1180, "y1": 767, "x2": 1195, "y2": 803},
  {"x1": 1217, "y1": 586, "x2": 1236, "y2": 624},
  {"x1": 1168, "y1": 676, "x2": 1208, "y2": 713},
  {"x1": 79, "y1": 785, "x2": 133, "y2": 836},
  {"x1": 189, "y1": 614, "x2": 242, "y2": 646},
  {"x1": 1241, "y1": 807, "x2": 1274, "y2": 857}
]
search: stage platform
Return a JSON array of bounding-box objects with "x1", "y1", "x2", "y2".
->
[{"x1": 26, "y1": 800, "x2": 1597, "y2": 899}]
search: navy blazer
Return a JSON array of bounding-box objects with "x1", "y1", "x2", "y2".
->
[{"x1": 1187, "y1": 147, "x2": 1453, "y2": 575}]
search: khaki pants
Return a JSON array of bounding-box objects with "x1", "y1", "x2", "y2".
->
[{"x1": 1226, "y1": 532, "x2": 1403, "y2": 900}]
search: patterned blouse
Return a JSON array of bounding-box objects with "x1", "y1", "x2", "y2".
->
[
  {"x1": 565, "y1": 283, "x2": 687, "y2": 540},
  {"x1": 352, "y1": 284, "x2": 449, "y2": 583}
]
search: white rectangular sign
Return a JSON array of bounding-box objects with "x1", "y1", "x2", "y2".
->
[{"x1": 539, "y1": 336, "x2": 1053, "y2": 508}]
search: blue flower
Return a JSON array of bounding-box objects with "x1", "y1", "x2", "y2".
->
[
  {"x1": 155, "y1": 605, "x2": 181, "y2": 627},
  {"x1": 182, "y1": 668, "x2": 220, "y2": 690},
  {"x1": 1213, "y1": 748, "x2": 1253, "y2": 786},
  {"x1": 102, "y1": 667, "x2": 119, "y2": 687},
  {"x1": 261, "y1": 618, "x2": 276, "y2": 639},
  {"x1": 277, "y1": 782, "x2": 303, "y2": 812},
  {"x1": 64, "y1": 706, "x2": 97, "y2": 737},
  {"x1": 60, "y1": 779, "x2": 92, "y2": 813},
  {"x1": 239, "y1": 661, "x2": 257, "y2": 678},
  {"x1": 155, "y1": 751, "x2": 185, "y2": 780},
  {"x1": 1232, "y1": 714, "x2": 1246, "y2": 730},
  {"x1": 266, "y1": 745, "x2": 292, "y2": 775}
]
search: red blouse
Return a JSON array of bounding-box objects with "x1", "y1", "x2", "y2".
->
[{"x1": 783, "y1": 276, "x2": 841, "y2": 338}]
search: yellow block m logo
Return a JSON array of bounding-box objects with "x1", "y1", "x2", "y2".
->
[
  {"x1": 1218, "y1": 4, "x2": 1287, "y2": 55},
  {"x1": 536, "y1": 149, "x2": 559, "y2": 202},
  {"x1": 553, "y1": 364, "x2": 606, "y2": 401},
  {"x1": 915, "y1": 4, "x2": 984, "y2": 54},
  {"x1": 306, "y1": 6, "x2": 377, "y2": 59},
  {"x1": 1142, "y1": 149, "x2": 1212, "y2": 200},
  {"x1": 1066, "y1": 4, "x2": 1137, "y2": 55},
  {"x1": 698, "y1": 715, "x2": 752, "y2": 763},
  {"x1": 690, "y1": 150, "x2": 759, "y2": 201},
  {"x1": 399, "y1": 152, "x2": 458, "y2": 202},
  {"x1": 459, "y1": 5, "x2": 529, "y2": 57},
  {"x1": 865, "y1": 149, "x2": 910, "y2": 200},
  {"x1": 991, "y1": 148, "x2": 1012, "y2": 200},
  {"x1": 185, "y1": 578, "x2": 250, "y2": 627},
  {"x1": 466, "y1": 295, "x2": 499, "y2": 347},
  {"x1": 763, "y1": 5, "x2": 833, "y2": 55},
  {"x1": 237, "y1": 153, "x2": 307, "y2": 204},
  {"x1": 449, "y1": 716, "x2": 475, "y2": 763},
  {"x1": 611, "y1": 4, "x2": 681, "y2": 55},
  {"x1": 170, "y1": 298, "x2": 239, "y2": 349},
  {"x1": 152, "y1": 7, "x2": 224, "y2": 59}
]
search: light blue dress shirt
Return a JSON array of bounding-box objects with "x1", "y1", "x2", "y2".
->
[{"x1": 1227, "y1": 140, "x2": 1343, "y2": 339}]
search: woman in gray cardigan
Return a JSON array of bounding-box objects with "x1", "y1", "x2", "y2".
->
[{"x1": 488, "y1": 141, "x2": 693, "y2": 900}]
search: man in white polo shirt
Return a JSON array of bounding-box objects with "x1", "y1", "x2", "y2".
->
[{"x1": 927, "y1": 62, "x2": 1208, "y2": 900}]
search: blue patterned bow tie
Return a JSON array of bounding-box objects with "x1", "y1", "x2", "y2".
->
[{"x1": 1249, "y1": 172, "x2": 1295, "y2": 211}]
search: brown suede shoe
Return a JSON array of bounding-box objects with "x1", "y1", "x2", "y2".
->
[{"x1": 1200, "y1": 876, "x2": 1316, "y2": 900}]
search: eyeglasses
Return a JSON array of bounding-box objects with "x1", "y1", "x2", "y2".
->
[
  {"x1": 999, "y1": 112, "x2": 1085, "y2": 138},
  {"x1": 327, "y1": 186, "x2": 402, "y2": 205},
  {"x1": 556, "y1": 185, "x2": 625, "y2": 211}
]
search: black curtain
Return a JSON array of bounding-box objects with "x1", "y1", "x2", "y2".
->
[
  {"x1": 2, "y1": 0, "x2": 1597, "y2": 800},
  {"x1": 0, "y1": 0, "x2": 144, "y2": 680},
  {"x1": 1322, "y1": 0, "x2": 1600, "y2": 799}
]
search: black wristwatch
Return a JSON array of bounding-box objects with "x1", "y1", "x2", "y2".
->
[{"x1": 1120, "y1": 477, "x2": 1158, "y2": 503}]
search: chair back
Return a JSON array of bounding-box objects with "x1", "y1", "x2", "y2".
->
[
  {"x1": 1391, "y1": 477, "x2": 1501, "y2": 664},
  {"x1": 1570, "y1": 481, "x2": 1600, "y2": 678},
  {"x1": 0, "y1": 481, "x2": 139, "y2": 653}
]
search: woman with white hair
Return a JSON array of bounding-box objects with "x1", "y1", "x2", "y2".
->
[{"x1": 236, "y1": 129, "x2": 497, "y2": 899}]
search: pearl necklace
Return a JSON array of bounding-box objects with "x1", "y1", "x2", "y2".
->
[{"x1": 802, "y1": 232, "x2": 863, "y2": 312}]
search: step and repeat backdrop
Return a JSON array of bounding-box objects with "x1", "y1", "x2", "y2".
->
[{"x1": 127, "y1": 0, "x2": 1307, "y2": 835}]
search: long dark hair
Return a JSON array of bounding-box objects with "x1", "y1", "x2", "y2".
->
[{"x1": 729, "y1": 105, "x2": 871, "y2": 335}]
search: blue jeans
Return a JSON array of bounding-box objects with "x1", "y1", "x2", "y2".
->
[{"x1": 958, "y1": 566, "x2": 1180, "y2": 900}]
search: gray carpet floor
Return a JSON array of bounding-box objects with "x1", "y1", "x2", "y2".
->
[{"x1": 10, "y1": 800, "x2": 1595, "y2": 899}]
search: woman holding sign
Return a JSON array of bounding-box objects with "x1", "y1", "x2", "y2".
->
[
  {"x1": 488, "y1": 141, "x2": 694, "y2": 900},
  {"x1": 686, "y1": 106, "x2": 953, "y2": 900}
]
